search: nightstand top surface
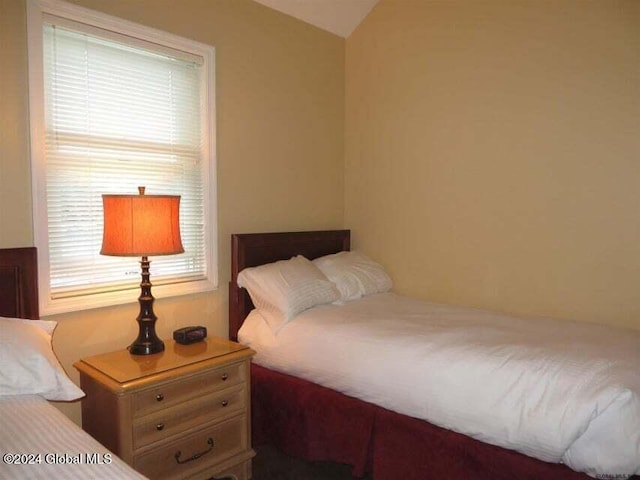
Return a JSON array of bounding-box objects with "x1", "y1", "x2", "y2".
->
[{"x1": 77, "y1": 337, "x2": 250, "y2": 384}]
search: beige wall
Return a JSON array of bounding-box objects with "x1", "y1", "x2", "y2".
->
[
  {"x1": 0, "y1": 0, "x2": 344, "y2": 424},
  {"x1": 346, "y1": 0, "x2": 640, "y2": 331}
]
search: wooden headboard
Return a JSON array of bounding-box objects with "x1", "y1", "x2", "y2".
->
[
  {"x1": 0, "y1": 247, "x2": 39, "y2": 320},
  {"x1": 229, "y1": 230, "x2": 350, "y2": 341}
]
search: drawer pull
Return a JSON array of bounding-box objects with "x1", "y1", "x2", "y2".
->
[
  {"x1": 174, "y1": 437, "x2": 214, "y2": 465},
  {"x1": 221, "y1": 400, "x2": 229, "y2": 407},
  {"x1": 156, "y1": 393, "x2": 164, "y2": 402},
  {"x1": 221, "y1": 373, "x2": 228, "y2": 381},
  {"x1": 156, "y1": 423, "x2": 165, "y2": 431}
]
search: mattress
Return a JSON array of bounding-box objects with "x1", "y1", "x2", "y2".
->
[
  {"x1": 0, "y1": 394, "x2": 147, "y2": 480},
  {"x1": 239, "y1": 292, "x2": 640, "y2": 478}
]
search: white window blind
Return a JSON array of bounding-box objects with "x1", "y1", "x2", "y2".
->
[{"x1": 29, "y1": 0, "x2": 216, "y2": 314}]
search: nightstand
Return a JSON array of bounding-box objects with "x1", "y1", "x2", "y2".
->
[{"x1": 74, "y1": 337, "x2": 255, "y2": 480}]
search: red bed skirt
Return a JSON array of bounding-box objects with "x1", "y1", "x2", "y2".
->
[{"x1": 251, "y1": 363, "x2": 600, "y2": 480}]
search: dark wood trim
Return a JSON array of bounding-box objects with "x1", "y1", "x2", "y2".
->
[
  {"x1": 0, "y1": 247, "x2": 39, "y2": 319},
  {"x1": 228, "y1": 230, "x2": 350, "y2": 341}
]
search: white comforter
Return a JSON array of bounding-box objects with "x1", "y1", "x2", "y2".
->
[
  {"x1": 0, "y1": 395, "x2": 147, "y2": 480},
  {"x1": 239, "y1": 293, "x2": 640, "y2": 478}
]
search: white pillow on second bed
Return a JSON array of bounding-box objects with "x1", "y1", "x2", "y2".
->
[
  {"x1": 313, "y1": 251, "x2": 392, "y2": 303},
  {"x1": 237, "y1": 255, "x2": 339, "y2": 333},
  {"x1": 237, "y1": 251, "x2": 393, "y2": 332}
]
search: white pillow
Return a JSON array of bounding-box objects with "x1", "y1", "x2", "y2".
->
[
  {"x1": 237, "y1": 255, "x2": 339, "y2": 333},
  {"x1": 0, "y1": 317, "x2": 85, "y2": 401},
  {"x1": 313, "y1": 251, "x2": 392, "y2": 302}
]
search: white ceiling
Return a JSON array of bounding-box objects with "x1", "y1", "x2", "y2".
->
[{"x1": 253, "y1": 0, "x2": 380, "y2": 38}]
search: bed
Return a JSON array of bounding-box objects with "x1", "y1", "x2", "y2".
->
[
  {"x1": 228, "y1": 230, "x2": 640, "y2": 480},
  {"x1": 0, "y1": 247, "x2": 147, "y2": 480}
]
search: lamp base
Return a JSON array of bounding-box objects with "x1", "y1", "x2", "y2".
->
[
  {"x1": 129, "y1": 338, "x2": 165, "y2": 355},
  {"x1": 128, "y1": 256, "x2": 165, "y2": 356}
]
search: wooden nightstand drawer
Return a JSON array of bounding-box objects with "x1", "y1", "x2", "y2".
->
[
  {"x1": 133, "y1": 362, "x2": 245, "y2": 417},
  {"x1": 134, "y1": 415, "x2": 247, "y2": 480},
  {"x1": 133, "y1": 386, "x2": 246, "y2": 449}
]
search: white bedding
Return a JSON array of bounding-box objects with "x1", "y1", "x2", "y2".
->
[
  {"x1": 0, "y1": 395, "x2": 146, "y2": 480},
  {"x1": 239, "y1": 292, "x2": 640, "y2": 478}
]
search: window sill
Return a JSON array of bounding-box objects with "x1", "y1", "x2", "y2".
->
[{"x1": 40, "y1": 278, "x2": 218, "y2": 316}]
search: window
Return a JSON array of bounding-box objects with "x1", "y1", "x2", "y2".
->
[{"x1": 27, "y1": 0, "x2": 217, "y2": 315}]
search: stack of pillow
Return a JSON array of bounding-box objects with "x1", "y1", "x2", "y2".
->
[{"x1": 237, "y1": 251, "x2": 392, "y2": 333}]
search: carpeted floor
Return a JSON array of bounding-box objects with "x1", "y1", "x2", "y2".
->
[{"x1": 251, "y1": 445, "x2": 372, "y2": 480}]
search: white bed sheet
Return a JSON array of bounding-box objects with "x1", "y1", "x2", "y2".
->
[
  {"x1": 0, "y1": 395, "x2": 147, "y2": 480},
  {"x1": 239, "y1": 292, "x2": 640, "y2": 478}
]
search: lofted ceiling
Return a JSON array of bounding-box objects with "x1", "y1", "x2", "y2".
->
[{"x1": 253, "y1": 0, "x2": 380, "y2": 38}]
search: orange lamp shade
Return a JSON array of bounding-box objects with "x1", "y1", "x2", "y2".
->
[{"x1": 101, "y1": 194, "x2": 184, "y2": 257}]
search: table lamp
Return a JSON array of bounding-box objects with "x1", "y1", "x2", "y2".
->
[{"x1": 101, "y1": 186, "x2": 184, "y2": 355}]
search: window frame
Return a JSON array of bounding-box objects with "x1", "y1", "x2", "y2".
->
[{"x1": 27, "y1": 0, "x2": 218, "y2": 316}]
